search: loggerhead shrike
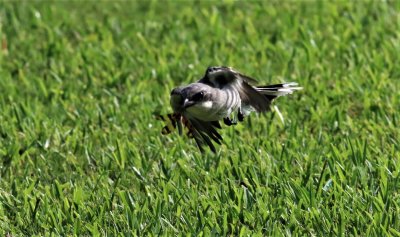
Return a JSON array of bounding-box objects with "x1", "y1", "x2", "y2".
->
[{"x1": 165, "y1": 66, "x2": 302, "y2": 152}]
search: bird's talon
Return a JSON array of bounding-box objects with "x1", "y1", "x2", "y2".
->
[
  {"x1": 238, "y1": 111, "x2": 244, "y2": 122},
  {"x1": 224, "y1": 117, "x2": 237, "y2": 126}
]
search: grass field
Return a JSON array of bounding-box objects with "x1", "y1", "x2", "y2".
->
[{"x1": 0, "y1": 1, "x2": 400, "y2": 235}]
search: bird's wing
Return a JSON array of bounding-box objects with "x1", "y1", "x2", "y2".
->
[
  {"x1": 199, "y1": 66, "x2": 272, "y2": 113},
  {"x1": 186, "y1": 117, "x2": 222, "y2": 153},
  {"x1": 229, "y1": 68, "x2": 278, "y2": 112},
  {"x1": 237, "y1": 81, "x2": 273, "y2": 113},
  {"x1": 154, "y1": 112, "x2": 222, "y2": 152},
  {"x1": 199, "y1": 66, "x2": 258, "y2": 87}
]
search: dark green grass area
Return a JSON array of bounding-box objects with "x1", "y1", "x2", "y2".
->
[{"x1": 0, "y1": 1, "x2": 400, "y2": 235}]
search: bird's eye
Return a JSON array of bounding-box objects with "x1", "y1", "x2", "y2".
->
[
  {"x1": 192, "y1": 91, "x2": 204, "y2": 101},
  {"x1": 207, "y1": 67, "x2": 216, "y2": 73}
]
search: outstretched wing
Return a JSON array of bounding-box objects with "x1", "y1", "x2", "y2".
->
[
  {"x1": 199, "y1": 66, "x2": 259, "y2": 86},
  {"x1": 199, "y1": 66, "x2": 257, "y2": 87},
  {"x1": 154, "y1": 112, "x2": 222, "y2": 152},
  {"x1": 199, "y1": 66, "x2": 271, "y2": 113},
  {"x1": 186, "y1": 118, "x2": 222, "y2": 153}
]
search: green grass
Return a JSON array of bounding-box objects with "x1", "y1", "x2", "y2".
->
[{"x1": 0, "y1": 1, "x2": 399, "y2": 235}]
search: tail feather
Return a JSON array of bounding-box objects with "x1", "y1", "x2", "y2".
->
[{"x1": 256, "y1": 82, "x2": 302, "y2": 99}]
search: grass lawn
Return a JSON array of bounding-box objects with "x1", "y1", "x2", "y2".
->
[{"x1": 0, "y1": 1, "x2": 399, "y2": 235}]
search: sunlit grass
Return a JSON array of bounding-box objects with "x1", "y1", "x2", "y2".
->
[{"x1": 0, "y1": 1, "x2": 399, "y2": 235}]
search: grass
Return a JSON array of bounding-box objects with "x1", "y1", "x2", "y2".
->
[{"x1": 0, "y1": 1, "x2": 399, "y2": 235}]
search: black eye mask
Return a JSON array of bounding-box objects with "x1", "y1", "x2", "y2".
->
[{"x1": 191, "y1": 91, "x2": 204, "y2": 102}]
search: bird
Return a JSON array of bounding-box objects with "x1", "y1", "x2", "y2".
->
[{"x1": 158, "y1": 66, "x2": 302, "y2": 152}]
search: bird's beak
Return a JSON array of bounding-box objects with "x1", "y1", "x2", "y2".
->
[{"x1": 183, "y1": 98, "x2": 195, "y2": 109}]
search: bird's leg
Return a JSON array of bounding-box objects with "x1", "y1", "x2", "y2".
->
[
  {"x1": 224, "y1": 117, "x2": 237, "y2": 126},
  {"x1": 238, "y1": 108, "x2": 244, "y2": 122}
]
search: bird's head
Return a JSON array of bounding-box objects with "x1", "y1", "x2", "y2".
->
[{"x1": 170, "y1": 83, "x2": 214, "y2": 117}]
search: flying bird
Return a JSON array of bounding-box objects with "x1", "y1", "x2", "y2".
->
[{"x1": 157, "y1": 66, "x2": 302, "y2": 152}]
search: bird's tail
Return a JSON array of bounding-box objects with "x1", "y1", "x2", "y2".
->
[{"x1": 255, "y1": 82, "x2": 302, "y2": 100}]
